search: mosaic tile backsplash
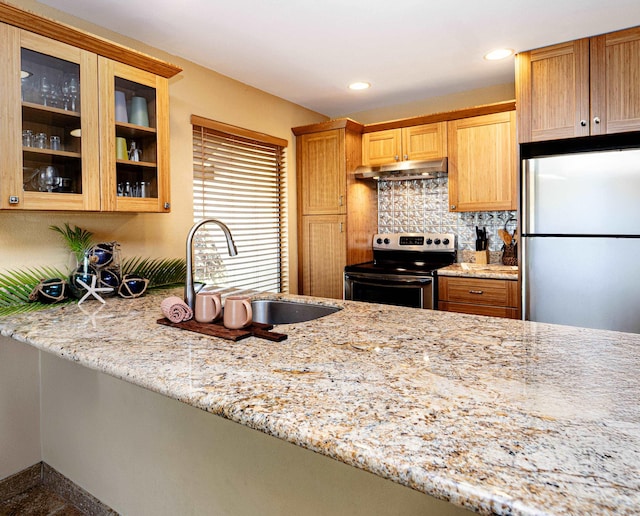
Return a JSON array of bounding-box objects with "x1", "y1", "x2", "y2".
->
[{"x1": 377, "y1": 175, "x2": 517, "y2": 262}]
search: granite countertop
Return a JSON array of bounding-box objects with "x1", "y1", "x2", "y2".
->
[
  {"x1": 438, "y1": 263, "x2": 519, "y2": 280},
  {"x1": 1, "y1": 288, "x2": 638, "y2": 515}
]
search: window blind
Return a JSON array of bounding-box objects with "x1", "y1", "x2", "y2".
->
[{"x1": 192, "y1": 119, "x2": 288, "y2": 294}]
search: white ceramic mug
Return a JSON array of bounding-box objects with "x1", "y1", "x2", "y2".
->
[
  {"x1": 194, "y1": 291, "x2": 222, "y2": 323},
  {"x1": 223, "y1": 296, "x2": 252, "y2": 329}
]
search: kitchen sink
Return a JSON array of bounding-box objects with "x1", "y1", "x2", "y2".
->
[{"x1": 251, "y1": 299, "x2": 341, "y2": 325}]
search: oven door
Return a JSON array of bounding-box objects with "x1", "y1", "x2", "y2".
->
[{"x1": 344, "y1": 272, "x2": 433, "y2": 309}]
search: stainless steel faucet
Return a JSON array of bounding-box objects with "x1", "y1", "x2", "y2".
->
[{"x1": 184, "y1": 219, "x2": 238, "y2": 310}]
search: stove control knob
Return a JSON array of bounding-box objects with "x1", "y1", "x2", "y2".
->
[
  {"x1": 434, "y1": 238, "x2": 441, "y2": 245},
  {"x1": 383, "y1": 238, "x2": 390, "y2": 245},
  {"x1": 376, "y1": 238, "x2": 383, "y2": 244},
  {"x1": 426, "y1": 238, "x2": 433, "y2": 245},
  {"x1": 443, "y1": 238, "x2": 450, "y2": 245}
]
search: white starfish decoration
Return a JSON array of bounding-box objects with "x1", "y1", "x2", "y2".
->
[{"x1": 76, "y1": 276, "x2": 114, "y2": 305}]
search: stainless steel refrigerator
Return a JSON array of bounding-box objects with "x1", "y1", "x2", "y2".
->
[{"x1": 522, "y1": 148, "x2": 640, "y2": 334}]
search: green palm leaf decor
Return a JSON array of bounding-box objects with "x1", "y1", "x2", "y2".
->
[{"x1": 0, "y1": 224, "x2": 186, "y2": 317}]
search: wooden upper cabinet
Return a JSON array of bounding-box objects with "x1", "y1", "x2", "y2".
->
[
  {"x1": 99, "y1": 58, "x2": 170, "y2": 213},
  {"x1": 517, "y1": 26, "x2": 640, "y2": 142},
  {"x1": 448, "y1": 111, "x2": 516, "y2": 212},
  {"x1": 362, "y1": 129, "x2": 401, "y2": 165},
  {"x1": 362, "y1": 122, "x2": 446, "y2": 166},
  {"x1": 590, "y1": 27, "x2": 640, "y2": 135},
  {"x1": 0, "y1": 4, "x2": 180, "y2": 212},
  {"x1": 298, "y1": 130, "x2": 346, "y2": 215},
  {"x1": 1, "y1": 27, "x2": 102, "y2": 211}
]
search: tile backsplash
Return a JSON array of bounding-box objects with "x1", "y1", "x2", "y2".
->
[{"x1": 377, "y1": 175, "x2": 517, "y2": 261}]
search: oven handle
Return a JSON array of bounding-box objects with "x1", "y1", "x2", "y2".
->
[{"x1": 345, "y1": 274, "x2": 432, "y2": 287}]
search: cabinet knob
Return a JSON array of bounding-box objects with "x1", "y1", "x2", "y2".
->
[
  {"x1": 394, "y1": 155, "x2": 400, "y2": 161},
  {"x1": 593, "y1": 116, "x2": 601, "y2": 124},
  {"x1": 8, "y1": 196, "x2": 19, "y2": 205},
  {"x1": 163, "y1": 202, "x2": 171, "y2": 209},
  {"x1": 403, "y1": 154, "x2": 408, "y2": 161},
  {"x1": 580, "y1": 120, "x2": 587, "y2": 127},
  {"x1": 450, "y1": 204, "x2": 456, "y2": 210}
]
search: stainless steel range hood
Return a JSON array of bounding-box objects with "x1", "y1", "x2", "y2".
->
[{"x1": 354, "y1": 157, "x2": 447, "y2": 181}]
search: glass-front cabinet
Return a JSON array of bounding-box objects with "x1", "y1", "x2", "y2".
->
[
  {"x1": 99, "y1": 59, "x2": 170, "y2": 212},
  {"x1": 0, "y1": 13, "x2": 176, "y2": 213},
  {"x1": 2, "y1": 27, "x2": 100, "y2": 210}
]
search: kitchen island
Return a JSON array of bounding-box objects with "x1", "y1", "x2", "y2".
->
[{"x1": 1, "y1": 288, "x2": 639, "y2": 515}]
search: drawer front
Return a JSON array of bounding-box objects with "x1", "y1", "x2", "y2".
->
[
  {"x1": 438, "y1": 277, "x2": 517, "y2": 307},
  {"x1": 438, "y1": 301, "x2": 519, "y2": 319}
]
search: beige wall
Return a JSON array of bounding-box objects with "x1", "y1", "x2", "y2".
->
[
  {"x1": 343, "y1": 82, "x2": 515, "y2": 124},
  {"x1": 2, "y1": 0, "x2": 328, "y2": 294},
  {"x1": 40, "y1": 351, "x2": 471, "y2": 515},
  {"x1": 0, "y1": 336, "x2": 41, "y2": 480}
]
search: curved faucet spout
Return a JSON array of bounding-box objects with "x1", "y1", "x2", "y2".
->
[{"x1": 184, "y1": 219, "x2": 238, "y2": 310}]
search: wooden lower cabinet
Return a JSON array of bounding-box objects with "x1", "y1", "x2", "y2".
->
[
  {"x1": 301, "y1": 215, "x2": 347, "y2": 299},
  {"x1": 438, "y1": 276, "x2": 520, "y2": 319}
]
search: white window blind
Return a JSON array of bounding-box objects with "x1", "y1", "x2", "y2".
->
[{"x1": 192, "y1": 117, "x2": 288, "y2": 294}]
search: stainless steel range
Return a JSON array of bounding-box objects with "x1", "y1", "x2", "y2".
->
[{"x1": 344, "y1": 233, "x2": 456, "y2": 309}]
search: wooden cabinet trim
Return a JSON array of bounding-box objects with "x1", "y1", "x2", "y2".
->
[
  {"x1": 292, "y1": 118, "x2": 364, "y2": 136},
  {"x1": 0, "y1": 3, "x2": 181, "y2": 78},
  {"x1": 362, "y1": 101, "x2": 515, "y2": 133}
]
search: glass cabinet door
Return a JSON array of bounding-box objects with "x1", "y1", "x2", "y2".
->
[
  {"x1": 0, "y1": 27, "x2": 100, "y2": 210},
  {"x1": 99, "y1": 58, "x2": 170, "y2": 212}
]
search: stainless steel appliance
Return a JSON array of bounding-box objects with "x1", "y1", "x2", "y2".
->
[
  {"x1": 522, "y1": 147, "x2": 640, "y2": 333},
  {"x1": 344, "y1": 233, "x2": 456, "y2": 309}
]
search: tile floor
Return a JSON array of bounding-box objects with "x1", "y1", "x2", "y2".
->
[
  {"x1": 0, "y1": 463, "x2": 116, "y2": 516},
  {"x1": 0, "y1": 484, "x2": 85, "y2": 515}
]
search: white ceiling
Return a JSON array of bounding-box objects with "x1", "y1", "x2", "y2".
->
[{"x1": 37, "y1": 0, "x2": 640, "y2": 118}]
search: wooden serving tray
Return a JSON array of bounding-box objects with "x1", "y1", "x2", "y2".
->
[{"x1": 156, "y1": 318, "x2": 287, "y2": 342}]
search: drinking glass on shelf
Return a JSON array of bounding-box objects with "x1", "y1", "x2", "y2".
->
[
  {"x1": 34, "y1": 132, "x2": 47, "y2": 149},
  {"x1": 50, "y1": 135, "x2": 61, "y2": 151},
  {"x1": 40, "y1": 76, "x2": 51, "y2": 106},
  {"x1": 36, "y1": 166, "x2": 59, "y2": 193},
  {"x1": 67, "y1": 76, "x2": 78, "y2": 112},
  {"x1": 22, "y1": 129, "x2": 33, "y2": 147}
]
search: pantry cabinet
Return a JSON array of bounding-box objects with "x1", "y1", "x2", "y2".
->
[
  {"x1": 447, "y1": 111, "x2": 516, "y2": 212},
  {"x1": 294, "y1": 120, "x2": 376, "y2": 299},
  {"x1": 361, "y1": 123, "x2": 446, "y2": 166},
  {"x1": 438, "y1": 276, "x2": 519, "y2": 319},
  {"x1": 0, "y1": 5, "x2": 180, "y2": 212},
  {"x1": 516, "y1": 26, "x2": 640, "y2": 143}
]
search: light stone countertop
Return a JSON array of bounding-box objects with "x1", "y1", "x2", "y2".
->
[
  {"x1": 438, "y1": 263, "x2": 519, "y2": 280},
  {"x1": 1, "y1": 288, "x2": 639, "y2": 515}
]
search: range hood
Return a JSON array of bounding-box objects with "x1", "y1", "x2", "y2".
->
[{"x1": 354, "y1": 157, "x2": 447, "y2": 181}]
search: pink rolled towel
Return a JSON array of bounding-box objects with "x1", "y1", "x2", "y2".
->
[{"x1": 161, "y1": 296, "x2": 193, "y2": 323}]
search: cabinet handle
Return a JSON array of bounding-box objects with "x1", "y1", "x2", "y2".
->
[
  {"x1": 580, "y1": 120, "x2": 587, "y2": 127},
  {"x1": 339, "y1": 195, "x2": 344, "y2": 207},
  {"x1": 593, "y1": 116, "x2": 601, "y2": 124},
  {"x1": 469, "y1": 290, "x2": 484, "y2": 295},
  {"x1": 8, "y1": 196, "x2": 19, "y2": 205},
  {"x1": 394, "y1": 155, "x2": 400, "y2": 161},
  {"x1": 339, "y1": 222, "x2": 344, "y2": 233}
]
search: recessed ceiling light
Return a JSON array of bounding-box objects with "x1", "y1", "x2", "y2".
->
[
  {"x1": 484, "y1": 48, "x2": 514, "y2": 61},
  {"x1": 348, "y1": 81, "x2": 371, "y2": 91}
]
